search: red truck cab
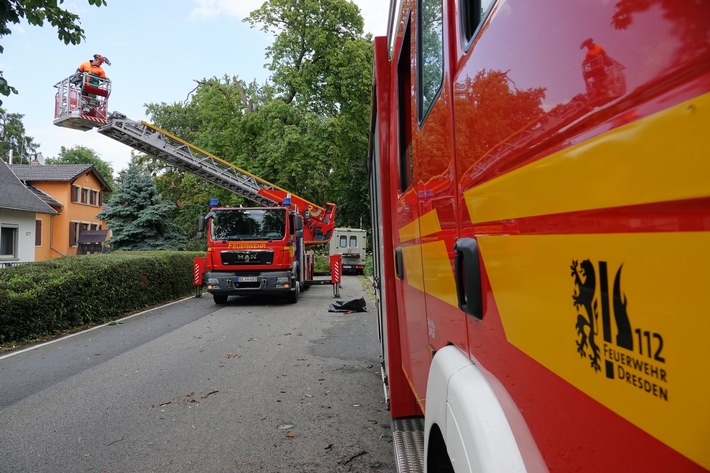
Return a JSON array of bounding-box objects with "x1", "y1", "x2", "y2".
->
[{"x1": 198, "y1": 205, "x2": 305, "y2": 304}]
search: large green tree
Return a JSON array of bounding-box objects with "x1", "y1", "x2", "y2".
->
[
  {"x1": 143, "y1": 0, "x2": 374, "y2": 235},
  {"x1": 97, "y1": 163, "x2": 187, "y2": 251},
  {"x1": 245, "y1": 0, "x2": 373, "y2": 228},
  {"x1": 45, "y1": 145, "x2": 115, "y2": 191},
  {"x1": 0, "y1": 0, "x2": 107, "y2": 102},
  {"x1": 0, "y1": 107, "x2": 38, "y2": 163},
  {"x1": 245, "y1": 0, "x2": 365, "y2": 114}
]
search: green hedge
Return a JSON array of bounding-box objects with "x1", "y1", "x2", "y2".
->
[{"x1": 0, "y1": 251, "x2": 202, "y2": 344}]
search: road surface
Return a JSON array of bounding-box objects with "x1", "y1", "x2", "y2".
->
[{"x1": 0, "y1": 275, "x2": 395, "y2": 472}]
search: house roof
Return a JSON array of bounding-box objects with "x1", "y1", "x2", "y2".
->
[
  {"x1": 27, "y1": 185, "x2": 63, "y2": 208},
  {"x1": 11, "y1": 163, "x2": 112, "y2": 192},
  {"x1": 0, "y1": 160, "x2": 58, "y2": 215}
]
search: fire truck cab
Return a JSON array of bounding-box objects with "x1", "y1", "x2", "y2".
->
[{"x1": 197, "y1": 203, "x2": 306, "y2": 304}]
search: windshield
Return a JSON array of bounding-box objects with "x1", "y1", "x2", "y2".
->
[{"x1": 210, "y1": 209, "x2": 286, "y2": 241}]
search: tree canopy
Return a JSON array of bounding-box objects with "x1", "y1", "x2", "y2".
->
[
  {"x1": 141, "y1": 0, "x2": 374, "y2": 237},
  {"x1": 0, "y1": 107, "x2": 37, "y2": 163}
]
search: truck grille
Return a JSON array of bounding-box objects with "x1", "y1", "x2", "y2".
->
[{"x1": 221, "y1": 250, "x2": 274, "y2": 266}]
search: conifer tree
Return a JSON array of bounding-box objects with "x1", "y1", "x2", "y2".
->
[{"x1": 98, "y1": 163, "x2": 187, "y2": 251}]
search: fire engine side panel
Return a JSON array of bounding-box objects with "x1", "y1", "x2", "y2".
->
[
  {"x1": 390, "y1": 15, "x2": 432, "y2": 417},
  {"x1": 450, "y1": 0, "x2": 709, "y2": 471},
  {"x1": 371, "y1": 36, "x2": 421, "y2": 418},
  {"x1": 374, "y1": 0, "x2": 710, "y2": 471},
  {"x1": 410, "y1": 0, "x2": 468, "y2": 377}
]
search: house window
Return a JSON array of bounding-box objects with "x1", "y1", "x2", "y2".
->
[
  {"x1": 90, "y1": 190, "x2": 97, "y2": 206},
  {"x1": 81, "y1": 188, "x2": 89, "y2": 204},
  {"x1": 72, "y1": 185, "x2": 80, "y2": 203},
  {"x1": 35, "y1": 220, "x2": 42, "y2": 246},
  {"x1": 0, "y1": 225, "x2": 18, "y2": 258}
]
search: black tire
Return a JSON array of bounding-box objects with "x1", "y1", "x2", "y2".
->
[
  {"x1": 287, "y1": 280, "x2": 300, "y2": 304},
  {"x1": 213, "y1": 294, "x2": 228, "y2": 304}
]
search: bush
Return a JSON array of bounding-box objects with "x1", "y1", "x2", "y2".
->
[{"x1": 0, "y1": 251, "x2": 202, "y2": 344}]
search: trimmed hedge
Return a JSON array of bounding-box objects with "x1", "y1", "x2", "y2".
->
[{"x1": 0, "y1": 251, "x2": 202, "y2": 344}]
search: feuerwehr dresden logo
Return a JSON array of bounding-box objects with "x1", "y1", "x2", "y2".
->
[
  {"x1": 571, "y1": 259, "x2": 633, "y2": 377},
  {"x1": 570, "y1": 259, "x2": 669, "y2": 401}
]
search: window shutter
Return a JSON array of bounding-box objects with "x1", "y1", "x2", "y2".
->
[
  {"x1": 69, "y1": 222, "x2": 76, "y2": 247},
  {"x1": 35, "y1": 220, "x2": 42, "y2": 246}
]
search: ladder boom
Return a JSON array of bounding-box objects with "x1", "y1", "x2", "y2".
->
[{"x1": 96, "y1": 113, "x2": 336, "y2": 244}]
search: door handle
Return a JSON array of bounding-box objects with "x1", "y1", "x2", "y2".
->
[
  {"x1": 395, "y1": 246, "x2": 404, "y2": 280},
  {"x1": 454, "y1": 238, "x2": 483, "y2": 319}
]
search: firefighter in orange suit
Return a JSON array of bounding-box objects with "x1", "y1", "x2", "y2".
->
[
  {"x1": 75, "y1": 54, "x2": 111, "y2": 112},
  {"x1": 76, "y1": 54, "x2": 110, "y2": 79}
]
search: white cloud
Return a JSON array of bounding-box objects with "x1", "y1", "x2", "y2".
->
[
  {"x1": 355, "y1": 0, "x2": 389, "y2": 36},
  {"x1": 190, "y1": 0, "x2": 263, "y2": 21},
  {"x1": 189, "y1": 0, "x2": 388, "y2": 36}
]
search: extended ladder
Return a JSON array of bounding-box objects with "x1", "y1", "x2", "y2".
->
[{"x1": 96, "y1": 113, "x2": 336, "y2": 244}]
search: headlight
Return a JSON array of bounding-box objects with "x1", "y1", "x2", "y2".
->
[
  {"x1": 276, "y1": 276, "x2": 289, "y2": 283},
  {"x1": 207, "y1": 278, "x2": 220, "y2": 284}
]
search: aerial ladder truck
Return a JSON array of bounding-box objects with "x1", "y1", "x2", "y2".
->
[{"x1": 53, "y1": 73, "x2": 340, "y2": 304}]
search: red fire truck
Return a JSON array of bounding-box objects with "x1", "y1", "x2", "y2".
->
[
  {"x1": 369, "y1": 1, "x2": 710, "y2": 471},
  {"x1": 54, "y1": 82, "x2": 340, "y2": 304}
]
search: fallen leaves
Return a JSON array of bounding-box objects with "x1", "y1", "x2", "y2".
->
[{"x1": 152, "y1": 390, "x2": 219, "y2": 409}]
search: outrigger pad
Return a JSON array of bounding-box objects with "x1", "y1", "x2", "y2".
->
[{"x1": 328, "y1": 297, "x2": 367, "y2": 313}]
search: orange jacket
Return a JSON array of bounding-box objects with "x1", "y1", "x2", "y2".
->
[{"x1": 77, "y1": 61, "x2": 106, "y2": 78}]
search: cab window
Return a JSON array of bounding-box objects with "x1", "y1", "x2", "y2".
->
[{"x1": 418, "y1": 0, "x2": 444, "y2": 122}]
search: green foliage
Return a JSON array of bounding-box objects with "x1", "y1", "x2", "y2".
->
[
  {"x1": 364, "y1": 253, "x2": 373, "y2": 277},
  {"x1": 245, "y1": 0, "x2": 365, "y2": 112},
  {"x1": 0, "y1": 251, "x2": 200, "y2": 344},
  {"x1": 0, "y1": 107, "x2": 38, "y2": 163},
  {"x1": 0, "y1": 0, "x2": 107, "y2": 103},
  {"x1": 45, "y1": 145, "x2": 115, "y2": 191},
  {"x1": 98, "y1": 163, "x2": 188, "y2": 250},
  {"x1": 142, "y1": 0, "x2": 374, "y2": 237}
]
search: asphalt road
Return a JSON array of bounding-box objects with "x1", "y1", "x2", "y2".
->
[{"x1": 0, "y1": 276, "x2": 395, "y2": 473}]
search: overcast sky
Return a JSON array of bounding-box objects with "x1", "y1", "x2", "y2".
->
[{"x1": 0, "y1": 0, "x2": 389, "y2": 175}]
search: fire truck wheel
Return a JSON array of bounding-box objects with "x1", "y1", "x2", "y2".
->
[
  {"x1": 213, "y1": 294, "x2": 228, "y2": 304},
  {"x1": 287, "y1": 281, "x2": 300, "y2": 304}
]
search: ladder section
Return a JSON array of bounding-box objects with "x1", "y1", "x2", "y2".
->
[
  {"x1": 97, "y1": 113, "x2": 280, "y2": 207},
  {"x1": 97, "y1": 113, "x2": 336, "y2": 245}
]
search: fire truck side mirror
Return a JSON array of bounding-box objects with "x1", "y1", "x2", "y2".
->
[
  {"x1": 197, "y1": 216, "x2": 206, "y2": 239},
  {"x1": 295, "y1": 215, "x2": 304, "y2": 232},
  {"x1": 454, "y1": 238, "x2": 483, "y2": 319}
]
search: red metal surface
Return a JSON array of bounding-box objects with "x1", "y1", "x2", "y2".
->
[
  {"x1": 373, "y1": 0, "x2": 710, "y2": 470},
  {"x1": 193, "y1": 257, "x2": 206, "y2": 286},
  {"x1": 329, "y1": 254, "x2": 342, "y2": 284},
  {"x1": 373, "y1": 35, "x2": 421, "y2": 419}
]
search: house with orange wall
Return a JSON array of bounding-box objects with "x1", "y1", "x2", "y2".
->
[
  {"x1": 0, "y1": 160, "x2": 58, "y2": 266},
  {"x1": 10, "y1": 163, "x2": 111, "y2": 260}
]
